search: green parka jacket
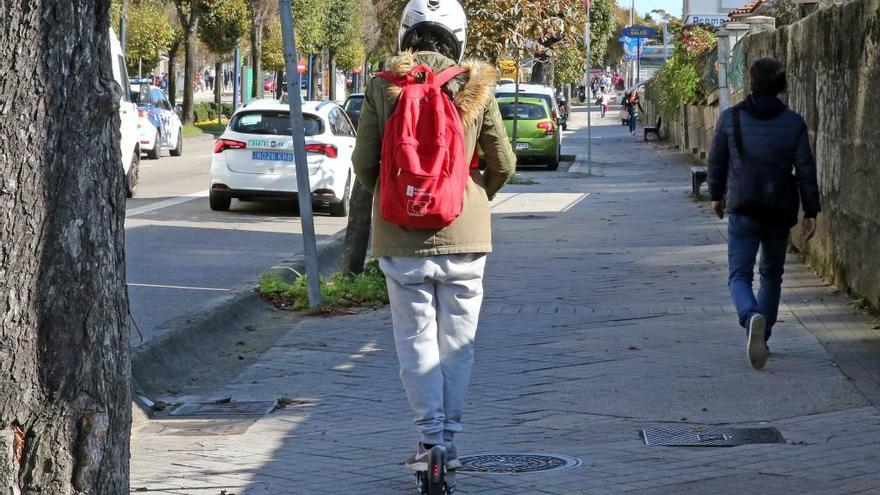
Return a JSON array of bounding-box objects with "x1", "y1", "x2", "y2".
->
[{"x1": 352, "y1": 51, "x2": 516, "y2": 257}]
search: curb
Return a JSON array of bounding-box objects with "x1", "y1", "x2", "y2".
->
[
  {"x1": 568, "y1": 158, "x2": 611, "y2": 177},
  {"x1": 130, "y1": 230, "x2": 347, "y2": 418}
]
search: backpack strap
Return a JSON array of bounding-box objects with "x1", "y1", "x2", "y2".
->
[
  {"x1": 733, "y1": 107, "x2": 746, "y2": 159},
  {"x1": 434, "y1": 66, "x2": 466, "y2": 88}
]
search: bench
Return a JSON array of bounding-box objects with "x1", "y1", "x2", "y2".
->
[
  {"x1": 691, "y1": 166, "x2": 708, "y2": 199},
  {"x1": 644, "y1": 117, "x2": 662, "y2": 141}
]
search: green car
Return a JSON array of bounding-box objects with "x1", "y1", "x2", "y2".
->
[{"x1": 496, "y1": 96, "x2": 561, "y2": 170}]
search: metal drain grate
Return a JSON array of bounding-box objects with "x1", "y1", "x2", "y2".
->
[
  {"x1": 457, "y1": 453, "x2": 581, "y2": 474},
  {"x1": 641, "y1": 426, "x2": 786, "y2": 447},
  {"x1": 170, "y1": 400, "x2": 277, "y2": 417}
]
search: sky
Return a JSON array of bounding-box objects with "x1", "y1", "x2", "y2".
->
[{"x1": 618, "y1": 0, "x2": 685, "y2": 20}]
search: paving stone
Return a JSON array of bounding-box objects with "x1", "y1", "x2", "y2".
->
[{"x1": 131, "y1": 108, "x2": 880, "y2": 494}]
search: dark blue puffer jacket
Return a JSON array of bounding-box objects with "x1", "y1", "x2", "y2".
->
[{"x1": 708, "y1": 94, "x2": 821, "y2": 227}]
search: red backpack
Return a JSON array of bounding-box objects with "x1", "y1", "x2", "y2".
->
[{"x1": 377, "y1": 65, "x2": 473, "y2": 229}]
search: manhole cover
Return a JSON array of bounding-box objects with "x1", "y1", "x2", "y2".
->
[
  {"x1": 457, "y1": 453, "x2": 581, "y2": 474},
  {"x1": 170, "y1": 400, "x2": 276, "y2": 417},
  {"x1": 641, "y1": 426, "x2": 786, "y2": 447}
]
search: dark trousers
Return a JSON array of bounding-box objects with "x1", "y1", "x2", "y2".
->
[{"x1": 727, "y1": 213, "x2": 790, "y2": 340}]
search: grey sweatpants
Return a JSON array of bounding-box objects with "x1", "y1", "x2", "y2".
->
[{"x1": 380, "y1": 254, "x2": 487, "y2": 446}]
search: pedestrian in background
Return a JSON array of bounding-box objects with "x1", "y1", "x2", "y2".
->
[
  {"x1": 622, "y1": 89, "x2": 643, "y2": 135},
  {"x1": 352, "y1": 0, "x2": 515, "y2": 489},
  {"x1": 597, "y1": 91, "x2": 607, "y2": 118},
  {"x1": 708, "y1": 57, "x2": 821, "y2": 370}
]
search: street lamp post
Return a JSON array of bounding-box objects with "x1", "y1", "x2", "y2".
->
[
  {"x1": 585, "y1": 0, "x2": 592, "y2": 170},
  {"x1": 279, "y1": 0, "x2": 323, "y2": 308},
  {"x1": 120, "y1": 0, "x2": 128, "y2": 51}
]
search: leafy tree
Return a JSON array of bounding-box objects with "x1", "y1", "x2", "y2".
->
[
  {"x1": 249, "y1": 0, "x2": 276, "y2": 99},
  {"x1": 768, "y1": 0, "x2": 799, "y2": 26},
  {"x1": 324, "y1": 0, "x2": 363, "y2": 99},
  {"x1": 653, "y1": 25, "x2": 717, "y2": 113},
  {"x1": 1, "y1": 1, "x2": 130, "y2": 492},
  {"x1": 200, "y1": 0, "x2": 249, "y2": 110},
  {"x1": 112, "y1": 0, "x2": 176, "y2": 76},
  {"x1": 172, "y1": 0, "x2": 216, "y2": 124},
  {"x1": 262, "y1": 18, "x2": 286, "y2": 73}
]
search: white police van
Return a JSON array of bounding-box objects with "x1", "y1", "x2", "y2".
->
[{"x1": 110, "y1": 29, "x2": 140, "y2": 197}]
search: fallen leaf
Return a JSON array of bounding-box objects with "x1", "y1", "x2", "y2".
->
[{"x1": 214, "y1": 397, "x2": 232, "y2": 404}]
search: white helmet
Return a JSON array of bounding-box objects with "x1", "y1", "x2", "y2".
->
[{"x1": 399, "y1": 0, "x2": 467, "y2": 62}]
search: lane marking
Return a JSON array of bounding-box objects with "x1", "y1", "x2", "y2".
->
[
  {"x1": 126, "y1": 191, "x2": 207, "y2": 218},
  {"x1": 127, "y1": 282, "x2": 230, "y2": 292}
]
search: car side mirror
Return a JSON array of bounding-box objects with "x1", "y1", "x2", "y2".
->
[{"x1": 174, "y1": 105, "x2": 182, "y2": 116}]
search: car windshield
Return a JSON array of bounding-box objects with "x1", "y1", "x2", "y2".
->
[
  {"x1": 344, "y1": 97, "x2": 364, "y2": 116},
  {"x1": 498, "y1": 102, "x2": 548, "y2": 120},
  {"x1": 231, "y1": 111, "x2": 323, "y2": 136}
]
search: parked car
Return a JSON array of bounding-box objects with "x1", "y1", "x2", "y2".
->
[
  {"x1": 130, "y1": 79, "x2": 183, "y2": 159},
  {"x1": 343, "y1": 93, "x2": 365, "y2": 129},
  {"x1": 496, "y1": 96, "x2": 560, "y2": 170},
  {"x1": 109, "y1": 29, "x2": 140, "y2": 197},
  {"x1": 495, "y1": 83, "x2": 567, "y2": 131},
  {"x1": 209, "y1": 99, "x2": 357, "y2": 216}
]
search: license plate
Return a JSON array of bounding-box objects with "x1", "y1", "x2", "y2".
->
[
  {"x1": 515, "y1": 142, "x2": 529, "y2": 150},
  {"x1": 252, "y1": 151, "x2": 294, "y2": 162}
]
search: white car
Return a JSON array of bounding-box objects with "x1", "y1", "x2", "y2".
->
[
  {"x1": 209, "y1": 99, "x2": 356, "y2": 216},
  {"x1": 136, "y1": 115, "x2": 159, "y2": 159},
  {"x1": 130, "y1": 81, "x2": 183, "y2": 159},
  {"x1": 109, "y1": 29, "x2": 140, "y2": 197}
]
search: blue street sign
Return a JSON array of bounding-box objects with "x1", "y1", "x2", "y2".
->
[{"x1": 622, "y1": 25, "x2": 658, "y2": 38}]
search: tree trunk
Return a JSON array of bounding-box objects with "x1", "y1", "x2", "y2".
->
[
  {"x1": 341, "y1": 182, "x2": 374, "y2": 275},
  {"x1": 0, "y1": 1, "x2": 131, "y2": 493},
  {"x1": 328, "y1": 51, "x2": 337, "y2": 102},
  {"x1": 275, "y1": 69, "x2": 284, "y2": 99},
  {"x1": 168, "y1": 45, "x2": 179, "y2": 106},
  {"x1": 215, "y1": 60, "x2": 223, "y2": 123},
  {"x1": 251, "y1": 20, "x2": 264, "y2": 100},
  {"x1": 182, "y1": 24, "x2": 197, "y2": 125},
  {"x1": 310, "y1": 53, "x2": 321, "y2": 100},
  {"x1": 530, "y1": 54, "x2": 555, "y2": 88}
]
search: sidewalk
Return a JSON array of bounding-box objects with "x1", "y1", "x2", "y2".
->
[{"x1": 131, "y1": 108, "x2": 880, "y2": 494}]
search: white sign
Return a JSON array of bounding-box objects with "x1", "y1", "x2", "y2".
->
[
  {"x1": 686, "y1": 13, "x2": 729, "y2": 26},
  {"x1": 721, "y1": 0, "x2": 748, "y2": 8}
]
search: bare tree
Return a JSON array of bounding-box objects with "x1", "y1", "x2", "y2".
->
[
  {"x1": 0, "y1": 1, "x2": 131, "y2": 492},
  {"x1": 250, "y1": 0, "x2": 276, "y2": 100}
]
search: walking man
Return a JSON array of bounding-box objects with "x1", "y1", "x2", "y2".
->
[
  {"x1": 708, "y1": 58, "x2": 821, "y2": 369},
  {"x1": 352, "y1": 0, "x2": 515, "y2": 488}
]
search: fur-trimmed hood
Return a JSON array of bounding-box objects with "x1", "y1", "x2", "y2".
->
[{"x1": 383, "y1": 51, "x2": 498, "y2": 127}]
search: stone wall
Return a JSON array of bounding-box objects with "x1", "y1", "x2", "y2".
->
[{"x1": 646, "y1": 0, "x2": 880, "y2": 307}]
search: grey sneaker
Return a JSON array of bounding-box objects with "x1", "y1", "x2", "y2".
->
[
  {"x1": 747, "y1": 314, "x2": 768, "y2": 369},
  {"x1": 405, "y1": 443, "x2": 445, "y2": 472}
]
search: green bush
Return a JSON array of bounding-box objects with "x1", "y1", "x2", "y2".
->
[{"x1": 259, "y1": 259, "x2": 389, "y2": 313}]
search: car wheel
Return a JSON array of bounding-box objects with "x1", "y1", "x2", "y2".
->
[
  {"x1": 547, "y1": 146, "x2": 560, "y2": 171},
  {"x1": 329, "y1": 174, "x2": 352, "y2": 217},
  {"x1": 170, "y1": 129, "x2": 183, "y2": 157},
  {"x1": 125, "y1": 152, "x2": 140, "y2": 198},
  {"x1": 147, "y1": 131, "x2": 161, "y2": 159},
  {"x1": 209, "y1": 190, "x2": 231, "y2": 211}
]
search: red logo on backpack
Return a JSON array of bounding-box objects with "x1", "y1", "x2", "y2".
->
[{"x1": 377, "y1": 65, "x2": 473, "y2": 228}]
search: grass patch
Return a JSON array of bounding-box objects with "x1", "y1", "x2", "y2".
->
[
  {"x1": 181, "y1": 119, "x2": 228, "y2": 138},
  {"x1": 507, "y1": 174, "x2": 538, "y2": 185},
  {"x1": 259, "y1": 259, "x2": 389, "y2": 314}
]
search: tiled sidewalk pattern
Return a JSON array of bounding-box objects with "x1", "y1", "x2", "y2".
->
[{"x1": 132, "y1": 109, "x2": 880, "y2": 494}]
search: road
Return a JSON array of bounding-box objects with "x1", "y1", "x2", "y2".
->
[
  {"x1": 124, "y1": 122, "x2": 586, "y2": 349},
  {"x1": 124, "y1": 135, "x2": 347, "y2": 348}
]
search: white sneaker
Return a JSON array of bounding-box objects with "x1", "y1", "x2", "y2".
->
[{"x1": 747, "y1": 314, "x2": 768, "y2": 369}]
